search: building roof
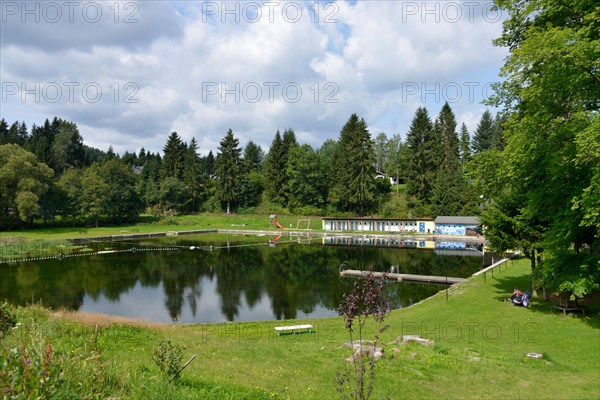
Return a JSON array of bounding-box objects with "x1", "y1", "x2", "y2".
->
[{"x1": 434, "y1": 216, "x2": 480, "y2": 225}]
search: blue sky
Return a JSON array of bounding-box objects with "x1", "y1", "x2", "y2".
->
[{"x1": 0, "y1": 0, "x2": 508, "y2": 155}]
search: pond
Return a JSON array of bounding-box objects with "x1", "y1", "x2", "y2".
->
[{"x1": 0, "y1": 233, "x2": 484, "y2": 323}]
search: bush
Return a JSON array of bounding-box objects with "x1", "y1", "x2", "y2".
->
[
  {"x1": 0, "y1": 301, "x2": 17, "y2": 337},
  {"x1": 0, "y1": 338, "x2": 62, "y2": 398},
  {"x1": 152, "y1": 339, "x2": 183, "y2": 381}
]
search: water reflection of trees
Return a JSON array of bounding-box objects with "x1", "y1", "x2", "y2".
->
[{"x1": 0, "y1": 237, "x2": 482, "y2": 322}]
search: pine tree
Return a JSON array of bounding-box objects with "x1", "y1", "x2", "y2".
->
[
  {"x1": 242, "y1": 141, "x2": 264, "y2": 173},
  {"x1": 459, "y1": 122, "x2": 471, "y2": 167},
  {"x1": 161, "y1": 132, "x2": 186, "y2": 180},
  {"x1": 435, "y1": 102, "x2": 460, "y2": 170},
  {"x1": 264, "y1": 131, "x2": 287, "y2": 205},
  {"x1": 330, "y1": 114, "x2": 376, "y2": 215},
  {"x1": 405, "y1": 107, "x2": 437, "y2": 206},
  {"x1": 106, "y1": 146, "x2": 117, "y2": 160},
  {"x1": 5, "y1": 121, "x2": 28, "y2": 146},
  {"x1": 215, "y1": 129, "x2": 242, "y2": 214},
  {"x1": 430, "y1": 168, "x2": 462, "y2": 217},
  {"x1": 238, "y1": 141, "x2": 265, "y2": 209},
  {"x1": 472, "y1": 110, "x2": 495, "y2": 154},
  {"x1": 280, "y1": 128, "x2": 298, "y2": 205},
  {"x1": 204, "y1": 151, "x2": 215, "y2": 177},
  {"x1": 27, "y1": 118, "x2": 56, "y2": 165},
  {"x1": 184, "y1": 137, "x2": 204, "y2": 211}
]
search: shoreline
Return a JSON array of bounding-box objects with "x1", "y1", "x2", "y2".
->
[{"x1": 67, "y1": 227, "x2": 487, "y2": 244}]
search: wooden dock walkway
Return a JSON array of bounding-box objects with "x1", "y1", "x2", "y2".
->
[{"x1": 339, "y1": 269, "x2": 466, "y2": 285}]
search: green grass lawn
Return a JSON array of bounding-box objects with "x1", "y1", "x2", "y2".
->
[
  {"x1": 0, "y1": 213, "x2": 317, "y2": 241},
  {"x1": 2, "y1": 257, "x2": 598, "y2": 399}
]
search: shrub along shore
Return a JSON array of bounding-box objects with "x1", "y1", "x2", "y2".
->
[{"x1": 1, "y1": 256, "x2": 598, "y2": 399}]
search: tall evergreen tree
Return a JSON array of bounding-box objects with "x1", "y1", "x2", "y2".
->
[
  {"x1": 215, "y1": 129, "x2": 242, "y2": 214},
  {"x1": 27, "y1": 118, "x2": 58, "y2": 165},
  {"x1": 459, "y1": 122, "x2": 471, "y2": 167},
  {"x1": 161, "y1": 132, "x2": 186, "y2": 180},
  {"x1": 435, "y1": 102, "x2": 460, "y2": 170},
  {"x1": 430, "y1": 168, "x2": 461, "y2": 216},
  {"x1": 184, "y1": 137, "x2": 204, "y2": 211},
  {"x1": 280, "y1": 128, "x2": 298, "y2": 204},
  {"x1": 264, "y1": 131, "x2": 287, "y2": 205},
  {"x1": 238, "y1": 141, "x2": 265, "y2": 208},
  {"x1": 106, "y1": 146, "x2": 117, "y2": 161},
  {"x1": 204, "y1": 151, "x2": 216, "y2": 177},
  {"x1": 330, "y1": 114, "x2": 376, "y2": 215},
  {"x1": 242, "y1": 141, "x2": 264, "y2": 173},
  {"x1": 405, "y1": 107, "x2": 437, "y2": 207},
  {"x1": 471, "y1": 110, "x2": 495, "y2": 154},
  {"x1": 5, "y1": 121, "x2": 28, "y2": 146},
  {"x1": 138, "y1": 147, "x2": 146, "y2": 163}
]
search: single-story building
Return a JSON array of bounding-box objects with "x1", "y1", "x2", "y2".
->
[
  {"x1": 322, "y1": 218, "x2": 435, "y2": 233},
  {"x1": 434, "y1": 216, "x2": 481, "y2": 236}
]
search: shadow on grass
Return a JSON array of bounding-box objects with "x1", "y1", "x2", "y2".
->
[{"x1": 487, "y1": 267, "x2": 600, "y2": 330}]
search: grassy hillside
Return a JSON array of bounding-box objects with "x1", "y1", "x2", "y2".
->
[{"x1": 1, "y1": 257, "x2": 598, "y2": 399}]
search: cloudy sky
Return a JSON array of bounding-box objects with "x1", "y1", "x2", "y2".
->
[{"x1": 0, "y1": 0, "x2": 508, "y2": 155}]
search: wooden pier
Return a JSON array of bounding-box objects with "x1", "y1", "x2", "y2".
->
[{"x1": 339, "y1": 269, "x2": 466, "y2": 285}]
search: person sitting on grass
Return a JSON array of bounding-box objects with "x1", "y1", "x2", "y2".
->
[{"x1": 511, "y1": 288, "x2": 522, "y2": 302}]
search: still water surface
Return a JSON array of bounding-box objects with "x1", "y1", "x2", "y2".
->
[{"x1": 0, "y1": 234, "x2": 483, "y2": 323}]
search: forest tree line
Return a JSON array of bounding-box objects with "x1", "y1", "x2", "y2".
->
[{"x1": 0, "y1": 102, "x2": 502, "y2": 229}]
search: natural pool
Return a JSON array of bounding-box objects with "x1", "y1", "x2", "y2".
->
[{"x1": 0, "y1": 233, "x2": 484, "y2": 323}]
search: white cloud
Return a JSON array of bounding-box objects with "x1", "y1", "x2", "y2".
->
[{"x1": 0, "y1": 0, "x2": 508, "y2": 155}]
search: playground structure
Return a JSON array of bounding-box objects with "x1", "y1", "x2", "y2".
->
[
  {"x1": 269, "y1": 215, "x2": 284, "y2": 229},
  {"x1": 269, "y1": 215, "x2": 312, "y2": 231}
]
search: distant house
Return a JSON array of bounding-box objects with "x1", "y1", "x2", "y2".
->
[
  {"x1": 434, "y1": 216, "x2": 481, "y2": 236},
  {"x1": 374, "y1": 171, "x2": 396, "y2": 186}
]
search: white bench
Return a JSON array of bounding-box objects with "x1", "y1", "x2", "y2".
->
[{"x1": 274, "y1": 324, "x2": 313, "y2": 336}]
